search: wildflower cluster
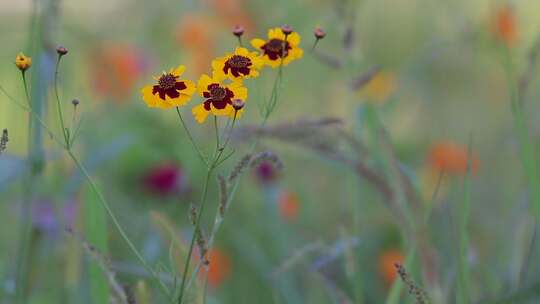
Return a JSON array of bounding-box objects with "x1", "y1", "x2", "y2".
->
[{"x1": 141, "y1": 26, "x2": 304, "y2": 122}]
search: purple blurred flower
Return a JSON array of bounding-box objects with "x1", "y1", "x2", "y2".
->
[
  {"x1": 32, "y1": 201, "x2": 57, "y2": 233},
  {"x1": 32, "y1": 199, "x2": 78, "y2": 234}
]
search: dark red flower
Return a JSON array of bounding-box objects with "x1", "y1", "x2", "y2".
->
[
  {"x1": 143, "y1": 163, "x2": 184, "y2": 196},
  {"x1": 254, "y1": 161, "x2": 278, "y2": 184}
]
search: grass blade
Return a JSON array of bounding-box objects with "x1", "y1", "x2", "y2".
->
[{"x1": 84, "y1": 184, "x2": 110, "y2": 303}]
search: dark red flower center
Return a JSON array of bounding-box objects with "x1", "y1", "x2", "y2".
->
[
  {"x1": 261, "y1": 39, "x2": 292, "y2": 61},
  {"x1": 202, "y1": 83, "x2": 234, "y2": 110},
  {"x1": 158, "y1": 73, "x2": 177, "y2": 90},
  {"x1": 152, "y1": 73, "x2": 187, "y2": 100},
  {"x1": 210, "y1": 86, "x2": 227, "y2": 101},
  {"x1": 228, "y1": 55, "x2": 250, "y2": 68},
  {"x1": 223, "y1": 55, "x2": 252, "y2": 77}
]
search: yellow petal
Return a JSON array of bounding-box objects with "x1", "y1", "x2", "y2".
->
[
  {"x1": 141, "y1": 85, "x2": 159, "y2": 108},
  {"x1": 268, "y1": 27, "x2": 285, "y2": 40},
  {"x1": 236, "y1": 47, "x2": 249, "y2": 56},
  {"x1": 192, "y1": 104, "x2": 210, "y2": 123},
  {"x1": 182, "y1": 79, "x2": 197, "y2": 96},
  {"x1": 197, "y1": 74, "x2": 213, "y2": 96},
  {"x1": 251, "y1": 38, "x2": 266, "y2": 49},
  {"x1": 211, "y1": 58, "x2": 226, "y2": 75},
  {"x1": 263, "y1": 56, "x2": 282, "y2": 68},
  {"x1": 210, "y1": 72, "x2": 226, "y2": 83},
  {"x1": 172, "y1": 65, "x2": 186, "y2": 77},
  {"x1": 249, "y1": 53, "x2": 264, "y2": 69},
  {"x1": 287, "y1": 32, "x2": 301, "y2": 47},
  {"x1": 211, "y1": 104, "x2": 234, "y2": 116},
  {"x1": 228, "y1": 84, "x2": 248, "y2": 100}
]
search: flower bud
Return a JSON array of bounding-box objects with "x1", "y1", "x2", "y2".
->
[
  {"x1": 314, "y1": 27, "x2": 326, "y2": 40},
  {"x1": 281, "y1": 25, "x2": 293, "y2": 35},
  {"x1": 15, "y1": 53, "x2": 32, "y2": 72},
  {"x1": 231, "y1": 99, "x2": 245, "y2": 111},
  {"x1": 71, "y1": 99, "x2": 80, "y2": 106},
  {"x1": 232, "y1": 25, "x2": 244, "y2": 37},
  {"x1": 56, "y1": 45, "x2": 68, "y2": 56}
]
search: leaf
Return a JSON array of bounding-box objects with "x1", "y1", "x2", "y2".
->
[{"x1": 83, "y1": 184, "x2": 110, "y2": 304}]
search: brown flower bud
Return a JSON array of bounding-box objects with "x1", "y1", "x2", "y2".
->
[
  {"x1": 56, "y1": 45, "x2": 68, "y2": 56},
  {"x1": 281, "y1": 25, "x2": 293, "y2": 35},
  {"x1": 71, "y1": 99, "x2": 80, "y2": 106},
  {"x1": 231, "y1": 99, "x2": 245, "y2": 111},
  {"x1": 314, "y1": 27, "x2": 326, "y2": 40},
  {"x1": 232, "y1": 25, "x2": 244, "y2": 37}
]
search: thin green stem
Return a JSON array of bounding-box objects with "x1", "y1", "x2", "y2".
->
[
  {"x1": 456, "y1": 137, "x2": 473, "y2": 304},
  {"x1": 1, "y1": 84, "x2": 67, "y2": 149},
  {"x1": 214, "y1": 114, "x2": 237, "y2": 166},
  {"x1": 177, "y1": 114, "x2": 238, "y2": 303},
  {"x1": 54, "y1": 56, "x2": 70, "y2": 149},
  {"x1": 67, "y1": 150, "x2": 171, "y2": 299},
  {"x1": 175, "y1": 107, "x2": 208, "y2": 166},
  {"x1": 15, "y1": 69, "x2": 38, "y2": 304},
  {"x1": 177, "y1": 167, "x2": 213, "y2": 304},
  {"x1": 186, "y1": 66, "x2": 285, "y2": 291},
  {"x1": 213, "y1": 116, "x2": 220, "y2": 158}
]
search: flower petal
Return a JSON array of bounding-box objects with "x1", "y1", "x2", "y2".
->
[
  {"x1": 182, "y1": 79, "x2": 197, "y2": 96},
  {"x1": 236, "y1": 47, "x2": 249, "y2": 56},
  {"x1": 197, "y1": 74, "x2": 213, "y2": 96},
  {"x1": 172, "y1": 65, "x2": 186, "y2": 77},
  {"x1": 251, "y1": 38, "x2": 266, "y2": 49},
  {"x1": 228, "y1": 84, "x2": 248, "y2": 100},
  {"x1": 287, "y1": 32, "x2": 301, "y2": 47},
  {"x1": 192, "y1": 104, "x2": 210, "y2": 123}
]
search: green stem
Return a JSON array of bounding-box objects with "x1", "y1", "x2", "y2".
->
[
  {"x1": 177, "y1": 167, "x2": 213, "y2": 304},
  {"x1": 175, "y1": 107, "x2": 208, "y2": 166},
  {"x1": 15, "y1": 70, "x2": 37, "y2": 304},
  {"x1": 214, "y1": 114, "x2": 237, "y2": 165},
  {"x1": 54, "y1": 56, "x2": 70, "y2": 149},
  {"x1": 66, "y1": 150, "x2": 171, "y2": 299},
  {"x1": 213, "y1": 116, "x2": 220, "y2": 158},
  {"x1": 185, "y1": 66, "x2": 285, "y2": 291}
]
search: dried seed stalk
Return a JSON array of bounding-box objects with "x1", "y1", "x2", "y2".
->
[{"x1": 395, "y1": 263, "x2": 430, "y2": 304}]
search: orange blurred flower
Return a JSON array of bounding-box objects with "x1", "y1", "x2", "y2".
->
[
  {"x1": 202, "y1": 248, "x2": 232, "y2": 288},
  {"x1": 378, "y1": 249, "x2": 405, "y2": 285},
  {"x1": 175, "y1": 14, "x2": 216, "y2": 75},
  {"x1": 427, "y1": 141, "x2": 479, "y2": 175},
  {"x1": 89, "y1": 43, "x2": 149, "y2": 102},
  {"x1": 278, "y1": 190, "x2": 300, "y2": 221},
  {"x1": 208, "y1": 0, "x2": 255, "y2": 32},
  {"x1": 492, "y1": 4, "x2": 518, "y2": 47}
]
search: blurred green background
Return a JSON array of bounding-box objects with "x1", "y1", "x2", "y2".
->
[{"x1": 2, "y1": 0, "x2": 540, "y2": 303}]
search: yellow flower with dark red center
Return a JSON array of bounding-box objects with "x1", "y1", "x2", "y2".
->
[
  {"x1": 15, "y1": 53, "x2": 32, "y2": 71},
  {"x1": 212, "y1": 47, "x2": 263, "y2": 81},
  {"x1": 192, "y1": 74, "x2": 247, "y2": 123},
  {"x1": 141, "y1": 65, "x2": 196, "y2": 109},
  {"x1": 251, "y1": 27, "x2": 303, "y2": 68}
]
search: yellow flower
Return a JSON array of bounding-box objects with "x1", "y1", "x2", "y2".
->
[
  {"x1": 212, "y1": 47, "x2": 263, "y2": 81},
  {"x1": 15, "y1": 53, "x2": 32, "y2": 71},
  {"x1": 251, "y1": 27, "x2": 303, "y2": 68},
  {"x1": 192, "y1": 73, "x2": 247, "y2": 123},
  {"x1": 363, "y1": 71, "x2": 396, "y2": 103},
  {"x1": 140, "y1": 65, "x2": 196, "y2": 109}
]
